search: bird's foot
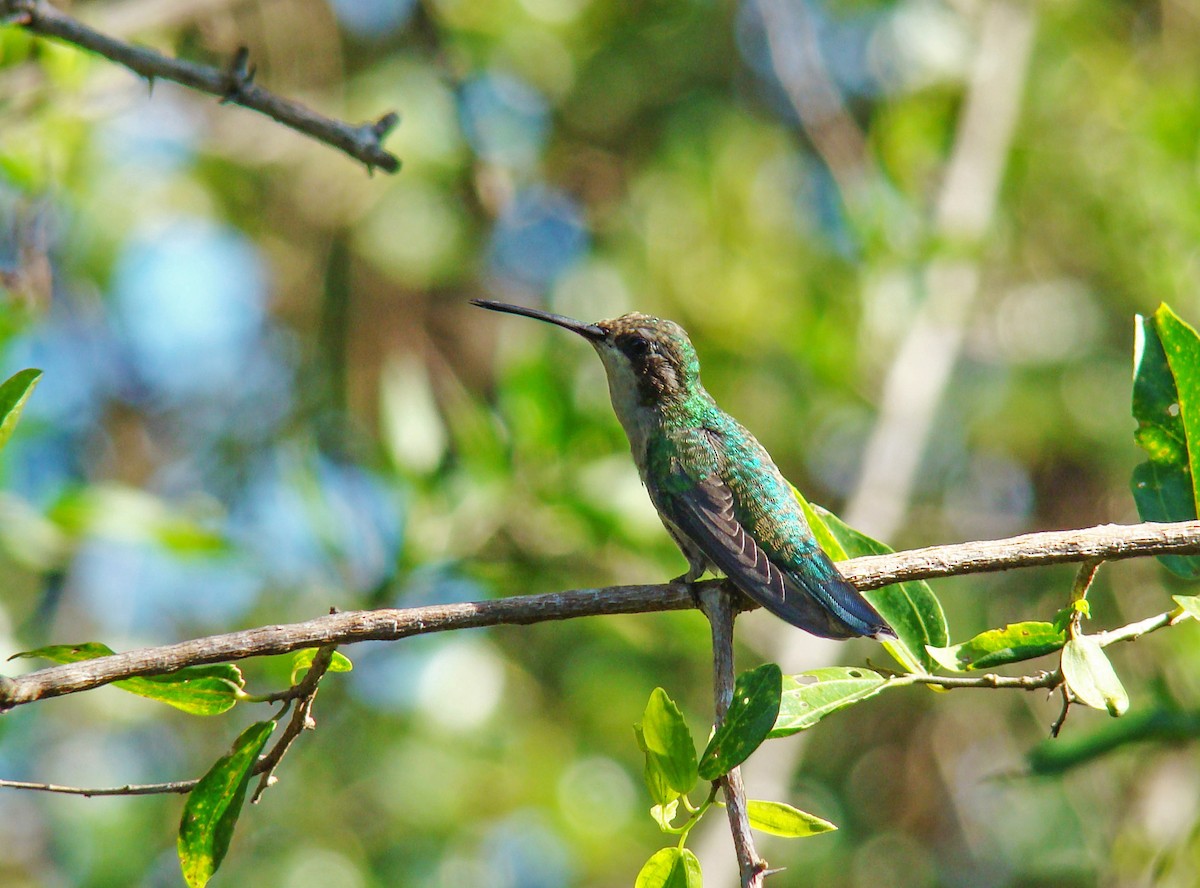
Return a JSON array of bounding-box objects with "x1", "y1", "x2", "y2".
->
[{"x1": 671, "y1": 570, "x2": 705, "y2": 610}]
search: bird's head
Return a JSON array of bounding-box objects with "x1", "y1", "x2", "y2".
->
[{"x1": 472, "y1": 300, "x2": 703, "y2": 412}]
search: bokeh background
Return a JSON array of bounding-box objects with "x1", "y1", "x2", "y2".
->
[{"x1": 3, "y1": 0, "x2": 1200, "y2": 885}]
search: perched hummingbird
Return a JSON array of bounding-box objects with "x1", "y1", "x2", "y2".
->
[{"x1": 473, "y1": 300, "x2": 895, "y2": 641}]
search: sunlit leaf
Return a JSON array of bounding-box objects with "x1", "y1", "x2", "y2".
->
[
  {"x1": 795, "y1": 492, "x2": 948, "y2": 672},
  {"x1": 698, "y1": 663, "x2": 781, "y2": 780},
  {"x1": 634, "y1": 723, "x2": 679, "y2": 808},
  {"x1": 178, "y1": 720, "x2": 276, "y2": 888},
  {"x1": 1173, "y1": 595, "x2": 1200, "y2": 622},
  {"x1": 638, "y1": 687, "x2": 698, "y2": 796},
  {"x1": 770, "y1": 667, "x2": 887, "y2": 738},
  {"x1": 1062, "y1": 637, "x2": 1129, "y2": 716},
  {"x1": 0, "y1": 368, "x2": 40, "y2": 452},
  {"x1": 635, "y1": 847, "x2": 702, "y2": 888},
  {"x1": 927, "y1": 622, "x2": 1066, "y2": 672},
  {"x1": 11, "y1": 643, "x2": 245, "y2": 716},
  {"x1": 1131, "y1": 306, "x2": 1200, "y2": 577},
  {"x1": 289, "y1": 648, "x2": 353, "y2": 684},
  {"x1": 745, "y1": 799, "x2": 837, "y2": 837}
]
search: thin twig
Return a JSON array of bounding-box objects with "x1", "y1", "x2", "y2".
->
[
  {"x1": 2, "y1": 645, "x2": 345, "y2": 800},
  {"x1": 1067, "y1": 558, "x2": 1103, "y2": 639},
  {"x1": 0, "y1": 777, "x2": 195, "y2": 795},
  {"x1": 1, "y1": 520, "x2": 1198, "y2": 712},
  {"x1": 881, "y1": 602, "x2": 1182, "y2": 694},
  {"x1": 1049, "y1": 686, "x2": 1071, "y2": 738},
  {"x1": 1, "y1": 0, "x2": 400, "y2": 172},
  {"x1": 251, "y1": 645, "x2": 336, "y2": 802},
  {"x1": 700, "y1": 584, "x2": 765, "y2": 888}
]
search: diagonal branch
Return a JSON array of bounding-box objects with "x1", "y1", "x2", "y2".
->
[
  {"x1": 1, "y1": 0, "x2": 400, "y2": 172},
  {"x1": 250, "y1": 644, "x2": 336, "y2": 802},
  {"x1": 1, "y1": 520, "x2": 1199, "y2": 712}
]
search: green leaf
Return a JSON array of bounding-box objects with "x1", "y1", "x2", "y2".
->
[
  {"x1": 289, "y1": 648, "x2": 353, "y2": 684},
  {"x1": 1131, "y1": 307, "x2": 1200, "y2": 577},
  {"x1": 927, "y1": 622, "x2": 1066, "y2": 672},
  {"x1": 12, "y1": 643, "x2": 245, "y2": 716},
  {"x1": 638, "y1": 688, "x2": 698, "y2": 796},
  {"x1": 698, "y1": 664, "x2": 781, "y2": 780},
  {"x1": 1061, "y1": 637, "x2": 1129, "y2": 716},
  {"x1": 634, "y1": 724, "x2": 679, "y2": 808},
  {"x1": 745, "y1": 799, "x2": 837, "y2": 837},
  {"x1": 770, "y1": 667, "x2": 887, "y2": 738},
  {"x1": 0, "y1": 368, "x2": 41, "y2": 452},
  {"x1": 1173, "y1": 595, "x2": 1200, "y2": 621},
  {"x1": 795, "y1": 492, "x2": 948, "y2": 672},
  {"x1": 178, "y1": 720, "x2": 276, "y2": 888},
  {"x1": 635, "y1": 847, "x2": 702, "y2": 888}
]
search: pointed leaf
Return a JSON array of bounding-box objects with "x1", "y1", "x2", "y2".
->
[
  {"x1": 795, "y1": 492, "x2": 948, "y2": 672},
  {"x1": 1173, "y1": 595, "x2": 1200, "y2": 622},
  {"x1": 639, "y1": 688, "x2": 698, "y2": 795},
  {"x1": 178, "y1": 719, "x2": 276, "y2": 888},
  {"x1": 289, "y1": 648, "x2": 353, "y2": 684},
  {"x1": 0, "y1": 368, "x2": 41, "y2": 451},
  {"x1": 11, "y1": 643, "x2": 244, "y2": 715},
  {"x1": 1061, "y1": 637, "x2": 1129, "y2": 716},
  {"x1": 635, "y1": 847, "x2": 702, "y2": 888},
  {"x1": 699, "y1": 663, "x2": 781, "y2": 780},
  {"x1": 770, "y1": 667, "x2": 887, "y2": 737},
  {"x1": 926, "y1": 622, "x2": 1066, "y2": 672},
  {"x1": 745, "y1": 799, "x2": 837, "y2": 837},
  {"x1": 1131, "y1": 307, "x2": 1200, "y2": 577}
]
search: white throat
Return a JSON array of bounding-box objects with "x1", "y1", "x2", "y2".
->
[{"x1": 594, "y1": 344, "x2": 658, "y2": 473}]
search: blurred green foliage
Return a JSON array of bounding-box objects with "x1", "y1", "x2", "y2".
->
[{"x1": 3, "y1": 1, "x2": 1200, "y2": 886}]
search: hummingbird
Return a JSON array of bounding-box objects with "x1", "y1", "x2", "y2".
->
[{"x1": 472, "y1": 300, "x2": 895, "y2": 641}]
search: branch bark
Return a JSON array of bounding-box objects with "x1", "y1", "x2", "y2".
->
[
  {"x1": 701, "y1": 584, "x2": 765, "y2": 888},
  {"x1": 1, "y1": 0, "x2": 400, "y2": 172},
  {"x1": 2, "y1": 520, "x2": 1199, "y2": 712}
]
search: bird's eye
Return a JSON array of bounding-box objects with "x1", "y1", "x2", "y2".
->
[{"x1": 625, "y1": 335, "x2": 650, "y2": 358}]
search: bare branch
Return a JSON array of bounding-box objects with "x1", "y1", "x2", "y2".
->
[
  {"x1": 836, "y1": 520, "x2": 1200, "y2": 587},
  {"x1": 0, "y1": 584, "x2": 696, "y2": 710},
  {"x1": 1, "y1": 520, "x2": 1198, "y2": 713},
  {"x1": 700, "y1": 585, "x2": 765, "y2": 888},
  {"x1": 0, "y1": 777, "x2": 194, "y2": 795},
  {"x1": 1, "y1": 0, "x2": 400, "y2": 172}
]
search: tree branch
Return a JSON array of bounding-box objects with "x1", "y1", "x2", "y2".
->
[
  {"x1": 0, "y1": 777, "x2": 194, "y2": 796},
  {"x1": 0, "y1": 643, "x2": 347, "y2": 799},
  {"x1": 700, "y1": 585, "x2": 765, "y2": 888},
  {"x1": 2, "y1": 520, "x2": 1198, "y2": 712},
  {"x1": 1, "y1": 0, "x2": 400, "y2": 172},
  {"x1": 250, "y1": 644, "x2": 336, "y2": 802}
]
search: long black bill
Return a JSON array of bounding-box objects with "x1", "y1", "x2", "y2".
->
[{"x1": 471, "y1": 299, "x2": 606, "y2": 341}]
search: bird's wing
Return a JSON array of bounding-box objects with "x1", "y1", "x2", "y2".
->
[{"x1": 658, "y1": 473, "x2": 891, "y2": 639}]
